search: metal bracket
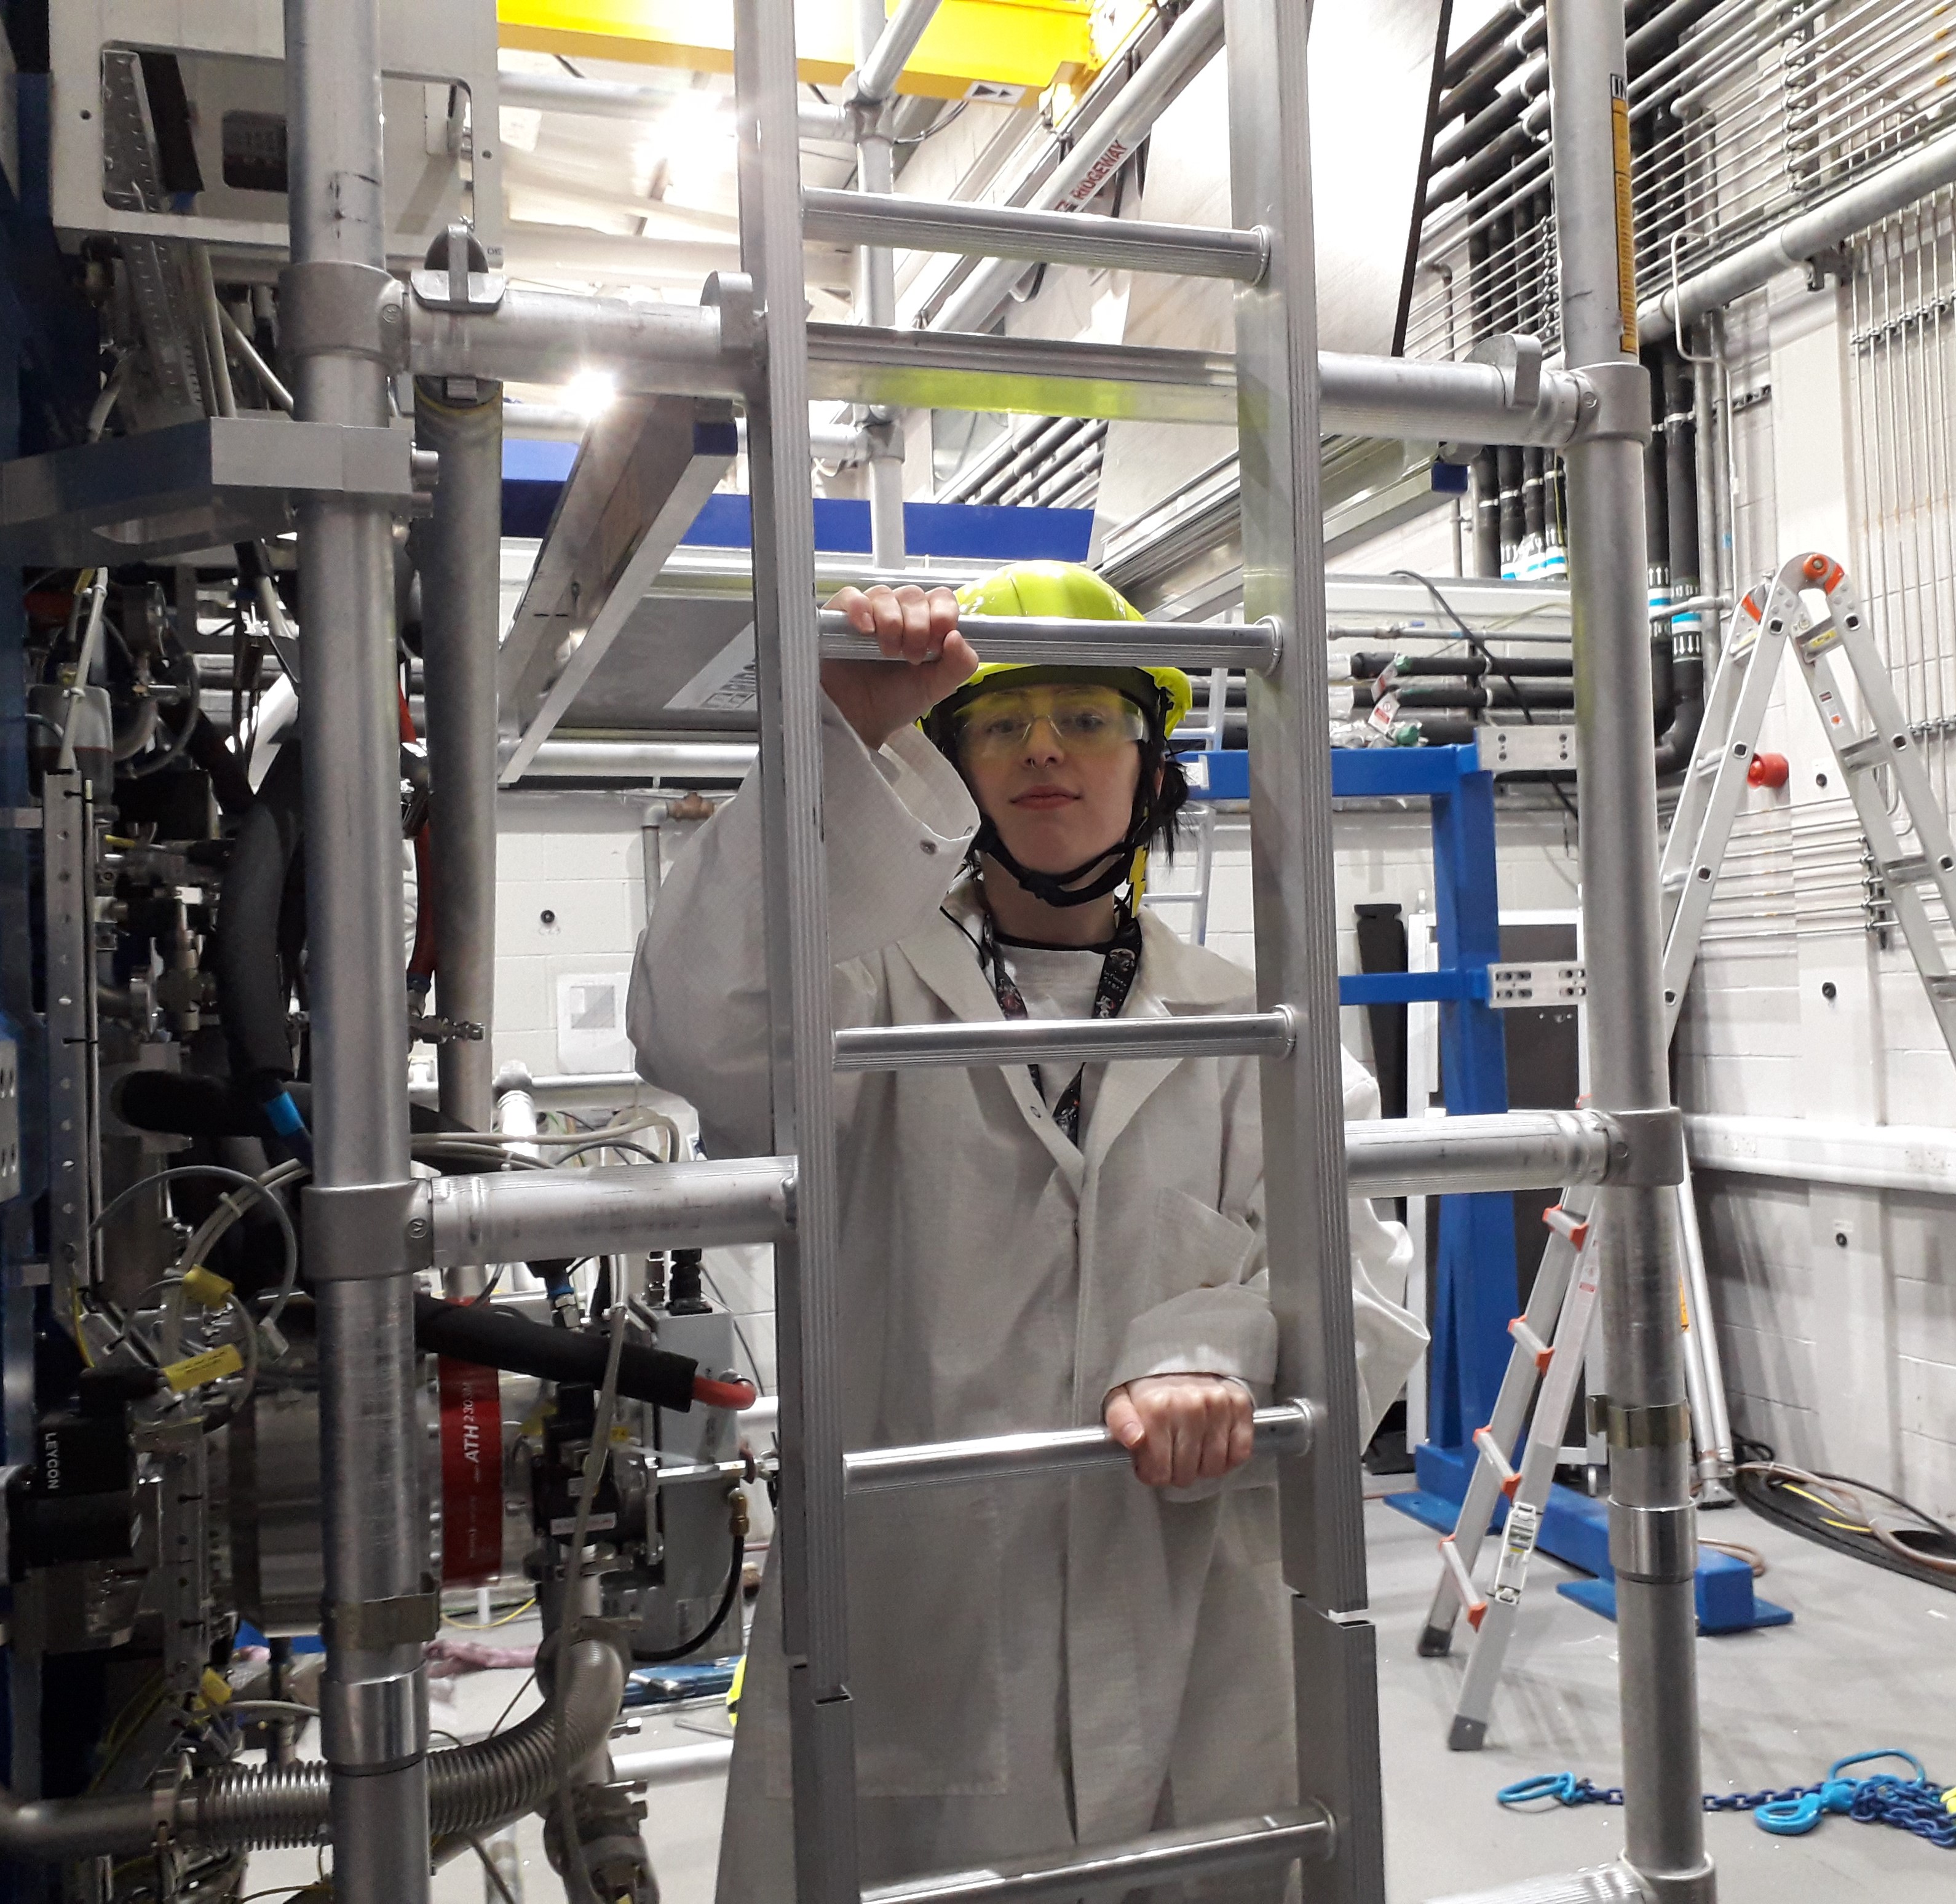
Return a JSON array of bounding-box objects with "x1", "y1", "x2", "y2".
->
[
  {"x1": 1567, "y1": 358, "x2": 1650, "y2": 445},
  {"x1": 1599, "y1": 1105, "x2": 1685, "y2": 1185},
  {"x1": 1487, "y1": 963, "x2": 1586, "y2": 1009},
  {"x1": 278, "y1": 261, "x2": 410, "y2": 372},
  {"x1": 409, "y1": 220, "x2": 509, "y2": 314},
  {"x1": 1478, "y1": 724, "x2": 1575, "y2": 774},
  {"x1": 1608, "y1": 1500, "x2": 1698, "y2": 1584},
  {"x1": 702, "y1": 272, "x2": 761, "y2": 368},
  {"x1": 1603, "y1": 1398, "x2": 1692, "y2": 1451},
  {"x1": 1469, "y1": 331, "x2": 1543, "y2": 411},
  {"x1": 303, "y1": 1180, "x2": 421, "y2": 1283}
]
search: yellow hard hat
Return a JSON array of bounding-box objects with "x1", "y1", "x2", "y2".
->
[{"x1": 944, "y1": 562, "x2": 1194, "y2": 739}]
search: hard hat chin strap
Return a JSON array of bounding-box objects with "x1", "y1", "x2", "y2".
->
[{"x1": 970, "y1": 775, "x2": 1153, "y2": 910}]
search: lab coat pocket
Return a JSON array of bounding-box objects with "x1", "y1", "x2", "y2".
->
[
  {"x1": 1104, "y1": 1188, "x2": 1275, "y2": 1396},
  {"x1": 844, "y1": 1485, "x2": 1010, "y2": 1797}
]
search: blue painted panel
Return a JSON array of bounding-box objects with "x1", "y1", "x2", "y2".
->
[{"x1": 679, "y1": 494, "x2": 1095, "y2": 559}]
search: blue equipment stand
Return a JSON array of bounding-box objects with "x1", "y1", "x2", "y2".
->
[{"x1": 1197, "y1": 745, "x2": 1788, "y2": 1635}]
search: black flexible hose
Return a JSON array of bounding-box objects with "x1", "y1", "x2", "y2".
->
[
  {"x1": 211, "y1": 742, "x2": 304, "y2": 1097},
  {"x1": 630, "y1": 1533, "x2": 745, "y2": 1664},
  {"x1": 414, "y1": 1295, "x2": 700, "y2": 1412}
]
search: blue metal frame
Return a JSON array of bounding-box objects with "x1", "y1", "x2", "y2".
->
[
  {"x1": 1201, "y1": 742, "x2": 1785, "y2": 1634},
  {"x1": 1200, "y1": 743, "x2": 1519, "y2": 1448}
]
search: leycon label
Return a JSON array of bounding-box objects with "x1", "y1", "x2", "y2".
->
[{"x1": 439, "y1": 1355, "x2": 505, "y2": 1586}]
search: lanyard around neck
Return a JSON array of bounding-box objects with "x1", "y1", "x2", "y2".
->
[{"x1": 975, "y1": 903, "x2": 1142, "y2": 1146}]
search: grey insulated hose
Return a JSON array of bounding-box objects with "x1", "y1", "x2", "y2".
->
[{"x1": 0, "y1": 1637, "x2": 626, "y2": 1861}]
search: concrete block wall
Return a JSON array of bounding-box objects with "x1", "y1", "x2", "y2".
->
[{"x1": 1673, "y1": 267, "x2": 1956, "y2": 1523}]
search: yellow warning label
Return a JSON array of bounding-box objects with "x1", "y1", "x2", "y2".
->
[
  {"x1": 1611, "y1": 74, "x2": 1638, "y2": 354},
  {"x1": 163, "y1": 1344, "x2": 244, "y2": 1392}
]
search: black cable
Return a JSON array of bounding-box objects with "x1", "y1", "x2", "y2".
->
[
  {"x1": 1389, "y1": 568, "x2": 1580, "y2": 825},
  {"x1": 630, "y1": 1534, "x2": 745, "y2": 1664},
  {"x1": 1732, "y1": 1436, "x2": 1956, "y2": 1596},
  {"x1": 893, "y1": 98, "x2": 970, "y2": 146}
]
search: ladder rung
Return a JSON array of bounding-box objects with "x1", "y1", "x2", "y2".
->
[
  {"x1": 833, "y1": 1010, "x2": 1294, "y2": 1072},
  {"x1": 861, "y1": 1804, "x2": 1332, "y2": 1904},
  {"x1": 1507, "y1": 1316, "x2": 1553, "y2": 1371},
  {"x1": 1438, "y1": 1535, "x2": 1488, "y2": 1631},
  {"x1": 1542, "y1": 1203, "x2": 1590, "y2": 1248},
  {"x1": 801, "y1": 186, "x2": 1269, "y2": 285},
  {"x1": 1837, "y1": 736, "x2": 1886, "y2": 772},
  {"x1": 1472, "y1": 1425, "x2": 1522, "y2": 1499},
  {"x1": 844, "y1": 1402, "x2": 1315, "y2": 1493},
  {"x1": 817, "y1": 609, "x2": 1281, "y2": 673},
  {"x1": 1926, "y1": 975, "x2": 1956, "y2": 1001}
]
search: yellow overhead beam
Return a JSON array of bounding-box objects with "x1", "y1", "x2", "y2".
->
[{"x1": 498, "y1": 0, "x2": 1096, "y2": 101}]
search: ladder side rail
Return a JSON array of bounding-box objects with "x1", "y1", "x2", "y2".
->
[
  {"x1": 1417, "y1": 1208, "x2": 1585, "y2": 1652},
  {"x1": 1821, "y1": 582, "x2": 1956, "y2": 921},
  {"x1": 1805, "y1": 637, "x2": 1956, "y2": 988},
  {"x1": 1655, "y1": 602, "x2": 1760, "y2": 936},
  {"x1": 733, "y1": 2, "x2": 861, "y2": 1898},
  {"x1": 1447, "y1": 1234, "x2": 1604, "y2": 1751},
  {"x1": 1658, "y1": 605, "x2": 1791, "y2": 1040},
  {"x1": 1225, "y1": 1, "x2": 1381, "y2": 1897},
  {"x1": 1674, "y1": 1162, "x2": 1735, "y2": 1497}
]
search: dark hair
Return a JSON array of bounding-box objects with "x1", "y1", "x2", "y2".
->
[{"x1": 1137, "y1": 733, "x2": 1190, "y2": 860}]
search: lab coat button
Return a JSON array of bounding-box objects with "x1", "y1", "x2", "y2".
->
[{"x1": 920, "y1": 839, "x2": 938, "y2": 855}]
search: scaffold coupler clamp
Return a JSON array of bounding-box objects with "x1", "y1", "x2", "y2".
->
[
  {"x1": 1599, "y1": 1106, "x2": 1685, "y2": 1186},
  {"x1": 701, "y1": 272, "x2": 761, "y2": 379},
  {"x1": 1567, "y1": 357, "x2": 1650, "y2": 445}
]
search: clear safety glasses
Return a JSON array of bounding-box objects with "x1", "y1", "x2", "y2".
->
[{"x1": 954, "y1": 685, "x2": 1147, "y2": 761}]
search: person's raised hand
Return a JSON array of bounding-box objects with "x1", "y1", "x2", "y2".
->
[
  {"x1": 1103, "y1": 1374, "x2": 1256, "y2": 1490},
  {"x1": 821, "y1": 583, "x2": 979, "y2": 750}
]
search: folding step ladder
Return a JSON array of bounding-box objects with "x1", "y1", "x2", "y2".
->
[
  {"x1": 734, "y1": 0, "x2": 1380, "y2": 1897},
  {"x1": 1422, "y1": 550, "x2": 1956, "y2": 1750}
]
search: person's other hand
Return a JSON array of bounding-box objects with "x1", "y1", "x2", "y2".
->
[
  {"x1": 1104, "y1": 1374, "x2": 1256, "y2": 1489},
  {"x1": 821, "y1": 584, "x2": 979, "y2": 750}
]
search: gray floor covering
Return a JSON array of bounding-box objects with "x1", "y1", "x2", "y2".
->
[{"x1": 246, "y1": 1491, "x2": 1956, "y2": 1903}]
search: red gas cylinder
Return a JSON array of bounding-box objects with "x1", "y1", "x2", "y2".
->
[{"x1": 1747, "y1": 752, "x2": 1791, "y2": 790}]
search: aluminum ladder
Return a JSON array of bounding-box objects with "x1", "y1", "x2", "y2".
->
[
  {"x1": 733, "y1": 0, "x2": 1382, "y2": 1895},
  {"x1": 1419, "y1": 549, "x2": 1956, "y2": 1753},
  {"x1": 1421, "y1": 1199, "x2": 1602, "y2": 1751}
]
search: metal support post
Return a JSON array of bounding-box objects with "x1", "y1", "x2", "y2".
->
[
  {"x1": 852, "y1": 0, "x2": 907, "y2": 567},
  {"x1": 1547, "y1": 2, "x2": 1709, "y2": 1898},
  {"x1": 734, "y1": 0, "x2": 860, "y2": 1897},
  {"x1": 412, "y1": 366, "x2": 503, "y2": 1152},
  {"x1": 282, "y1": 3, "x2": 430, "y2": 1898},
  {"x1": 1225, "y1": 1, "x2": 1381, "y2": 1898}
]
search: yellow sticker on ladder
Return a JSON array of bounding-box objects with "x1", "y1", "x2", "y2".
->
[
  {"x1": 1611, "y1": 74, "x2": 1639, "y2": 354},
  {"x1": 163, "y1": 1344, "x2": 243, "y2": 1392}
]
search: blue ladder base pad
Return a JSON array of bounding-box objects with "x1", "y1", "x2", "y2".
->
[
  {"x1": 1555, "y1": 1576, "x2": 1794, "y2": 1629},
  {"x1": 1384, "y1": 1442, "x2": 1793, "y2": 1635}
]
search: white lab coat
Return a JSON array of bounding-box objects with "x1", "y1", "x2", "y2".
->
[{"x1": 628, "y1": 705, "x2": 1426, "y2": 1902}]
